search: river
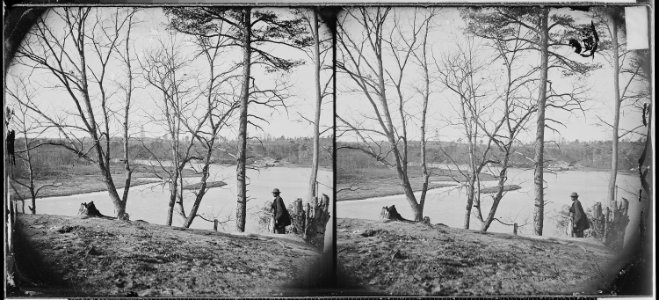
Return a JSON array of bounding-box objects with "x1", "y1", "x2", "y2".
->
[
  {"x1": 338, "y1": 168, "x2": 643, "y2": 243},
  {"x1": 35, "y1": 165, "x2": 333, "y2": 234}
]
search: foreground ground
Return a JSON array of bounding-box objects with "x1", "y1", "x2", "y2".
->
[
  {"x1": 10, "y1": 214, "x2": 322, "y2": 297},
  {"x1": 337, "y1": 218, "x2": 619, "y2": 296}
]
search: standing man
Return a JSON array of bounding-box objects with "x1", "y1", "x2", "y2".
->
[
  {"x1": 569, "y1": 192, "x2": 590, "y2": 237},
  {"x1": 271, "y1": 188, "x2": 291, "y2": 234}
]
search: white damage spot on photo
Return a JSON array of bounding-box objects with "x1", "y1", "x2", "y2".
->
[{"x1": 625, "y1": 6, "x2": 650, "y2": 50}]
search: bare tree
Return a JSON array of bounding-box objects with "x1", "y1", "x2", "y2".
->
[
  {"x1": 6, "y1": 79, "x2": 62, "y2": 214},
  {"x1": 337, "y1": 8, "x2": 436, "y2": 221},
  {"x1": 465, "y1": 7, "x2": 598, "y2": 235},
  {"x1": 139, "y1": 30, "x2": 240, "y2": 228},
  {"x1": 297, "y1": 9, "x2": 333, "y2": 204},
  {"x1": 412, "y1": 12, "x2": 433, "y2": 223},
  {"x1": 436, "y1": 39, "x2": 498, "y2": 229},
  {"x1": 166, "y1": 7, "x2": 311, "y2": 232},
  {"x1": 15, "y1": 8, "x2": 138, "y2": 219},
  {"x1": 139, "y1": 34, "x2": 196, "y2": 226},
  {"x1": 180, "y1": 33, "x2": 240, "y2": 228},
  {"x1": 592, "y1": 9, "x2": 649, "y2": 214},
  {"x1": 474, "y1": 33, "x2": 540, "y2": 232}
]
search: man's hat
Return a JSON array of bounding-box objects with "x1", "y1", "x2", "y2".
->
[
  {"x1": 570, "y1": 192, "x2": 579, "y2": 198},
  {"x1": 272, "y1": 188, "x2": 280, "y2": 194}
]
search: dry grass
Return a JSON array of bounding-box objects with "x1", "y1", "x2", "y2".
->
[
  {"x1": 13, "y1": 214, "x2": 321, "y2": 297},
  {"x1": 337, "y1": 218, "x2": 617, "y2": 296}
]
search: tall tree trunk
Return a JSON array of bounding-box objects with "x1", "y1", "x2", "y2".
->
[
  {"x1": 307, "y1": 10, "x2": 322, "y2": 204},
  {"x1": 607, "y1": 18, "x2": 621, "y2": 216},
  {"x1": 184, "y1": 143, "x2": 214, "y2": 228},
  {"x1": 80, "y1": 33, "x2": 126, "y2": 220},
  {"x1": 24, "y1": 134, "x2": 36, "y2": 214},
  {"x1": 464, "y1": 175, "x2": 476, "y2": 229},
  {"x1": 418, "y1": 17, "x2": 431, "y2": 223},
  {"x1": 236, "y1": 8, "x2": 252, "y2": 232},
  {"x1": 106, "y1": 184, "x2": 126, "y2": 219},
  {"x1": 166, "y1": 120, "x2": 181, "y2": 225},
  {"x1": 184, "y1": 167, "x2": 210, "y2": 228},
  {"x1": 481, "y1": 152, "x2": 511, "y2": 231},
  {"x1": 458, "y1": 85, "x2": 476, "y2": 229},
  {"x1": 121, "y1": 16, "x2": 134, "y2": 207},
  {"x1": 166, "y1": 174, "x2": 178, "y2": 226},
  {"x1": 533, "y1": 9, "x2": 549, "y2": 236},
  {"x1": 391, "y1": 150, "x2": 421, "y2": 221},
  {"x1": 390, "y1": 145, "x2": 421, "y2": 220},
  {"x1": 375, "y1": 23, "x2": 421, "y2": 221}
]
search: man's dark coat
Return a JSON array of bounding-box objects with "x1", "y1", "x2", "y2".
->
[
  {"x1": 570, "y1": 199, "x2": 590, "y2": 232},
  {"x1": 271, "y1": 195, "x2": 291, "y2": 228}
]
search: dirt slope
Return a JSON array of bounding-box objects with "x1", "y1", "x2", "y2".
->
[
  {"x1": 337, "y1": 218, "x2": 617, "y2": 296},
  {"x1": 11, "y1": 214, "x2": 320, "y2": 297}
]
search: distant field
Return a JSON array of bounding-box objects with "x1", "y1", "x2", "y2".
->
[
  {"x1": 337, "y1": 167, "x2": 496, "y2": 201},
  {"x1": 8, "y1": 162, "x2": 201, "y2": 199}
]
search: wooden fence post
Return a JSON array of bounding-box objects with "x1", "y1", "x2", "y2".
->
[
  {"x1": 290, "y1": 198, "x2": 305, "y2": 234},
  {"x1": 592, "y1": 202, "x2": 605, "y2": 239},
  {"x1": 304, "y1": 202, "x2": 311, "y2": 239}
]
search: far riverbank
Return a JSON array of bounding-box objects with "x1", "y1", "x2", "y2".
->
[
  {"x1": 337, "y1": 167, "x2": 496, "y2": 201},
  {"x1": 9, "y1": 161, "x2": 330, "y2": 201}
]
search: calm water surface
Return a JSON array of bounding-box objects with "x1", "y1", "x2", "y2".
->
[
  {"x1": 35, "y1": 165, "x2": 332, "y2": 234},
  {"x1": 338, "y1": 168, "x2": 642, "y2": 242}
]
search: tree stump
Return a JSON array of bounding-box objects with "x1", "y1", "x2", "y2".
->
[
  {"x1": 284, "y1": 195, "x2": 331, "y2": 249},
  {"x1": 304, "y1": 194, "x2": 331, "y2": 249},
  {"x1": 380, "y1": 205, "x2": 414, "y2": 222},
  {"x1": 304, "y1": 202, "x2": 312, "y2": 236},
  {"x1": 289, "y1": 198, "x2": 306, "y2": 234},
  {"x1": 604, "y1": 198, "x2": 630, "y2": 251},
  {"x1": 77, "y1": 201, "x2": 115, "y2": 220},
  {"x1": 591, "y1": 202, "x2": 606, "y2": 239}
]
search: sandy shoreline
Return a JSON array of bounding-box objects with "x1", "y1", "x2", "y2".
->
[{"x1": 337, "y1": 182, "x2": 462, "y2": 202}]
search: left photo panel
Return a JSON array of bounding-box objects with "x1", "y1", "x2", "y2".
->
[{"x1": 4, "y1": 6, "x2": 334, "y2": 297}]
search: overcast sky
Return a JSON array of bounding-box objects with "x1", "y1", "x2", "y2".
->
[
  {"x1": 6, "y1": 7, "x2": 333, "y2": 140},
  {"x1": 336, "y1": 7, "x2": 649, "y2": 144},
  {"x1": 6, "y1": 6, "x2": 650, "y2": 143}
]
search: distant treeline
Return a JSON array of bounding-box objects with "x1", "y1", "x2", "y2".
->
[
  {"x1": 11, "y1": 136, "x2": 332, "y2": 179},
  {"x1": 338, "y1": 139, "x2": 646, "y2": 171}
]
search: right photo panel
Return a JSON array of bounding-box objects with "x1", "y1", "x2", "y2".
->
[{"x1": 335, "y1": 6, "x2": 652, "y2": 296}]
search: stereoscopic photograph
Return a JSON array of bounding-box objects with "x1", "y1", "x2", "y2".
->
[
  {"x1": 4, "y1": 6, "x2": 333, "y2": 297},
  {"x1": 335, "y1": 6, "x2": 652, "y2": 296},
  {"x1": 3, "y1": 1, "x2": 655, "y2": 299}
]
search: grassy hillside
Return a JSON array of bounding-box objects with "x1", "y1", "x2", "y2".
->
[
  {"x1": 10, "y1": 214, "x2": 322, "y2": 297},
  {"x1": 337, "y1": 218, "x2": 622, "y2": 296}
]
